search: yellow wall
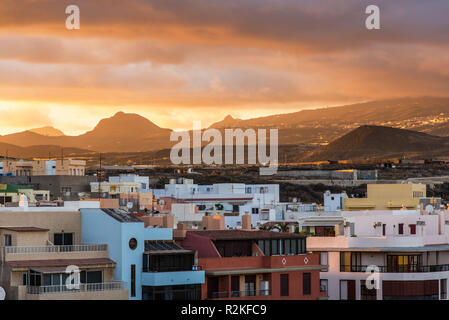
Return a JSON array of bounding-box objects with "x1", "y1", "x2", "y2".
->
[{"x1": 344, "y1": 184, "x2": 426, "y2": 210}]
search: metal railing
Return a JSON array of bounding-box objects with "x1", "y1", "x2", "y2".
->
[
  {"x1": 5, "y1": 244, "x2": 108, "y2": 254},
  {"x1": 209, "y1": 290, "x2": 271, "y2": 299},
  {"x1": 340, "y1": 264, "x2": 449, "y2": 273},
  {"x1": 27, "y1": 281, "x2": 126, "y2": 295}
]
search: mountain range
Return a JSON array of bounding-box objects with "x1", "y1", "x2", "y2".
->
[{"x1": 1, "y1": 97, "x2": 449, "y2": 161}]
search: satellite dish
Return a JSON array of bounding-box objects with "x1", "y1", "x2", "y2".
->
[
  {"x1": 425, "y1": 204, "x2": 434, "y2": 214},
  {"x1": 0, "y1": 286, "x2": 5, "y2": 300}
]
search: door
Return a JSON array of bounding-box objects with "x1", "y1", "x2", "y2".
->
[
  {"x1": 340, "y1": 280, "x2": 356, "y2": 300},
  {"x1": 207, "y1": 277, "x2": 219, "y2": 299}
]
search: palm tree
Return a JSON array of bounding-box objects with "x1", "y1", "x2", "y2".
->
[{"x1": 273, "y1": 223, "x2": 290, "y2": 233}]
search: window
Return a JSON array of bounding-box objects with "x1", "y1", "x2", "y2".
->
[
  {"x1": 398, "y1": 223, "x2": 404, "y2": 235},
  {"x1": 382, "y1": 224, "x2": 386, "y2": 236},
  {"x1": 320, "y1": 279, "x2": 328, "y2": 294},
  {"x1": 245, "y1": 276, "x2": 256, "y2": 296},
  {"x1": 409, "y1": 224, "x2": 416, "y2": 235},
  {"x1": 80, "y1": 270, "x2": 103, "y2": 284},
  {"x1": 271, "y1": 240, "x2": 279, "y2": 255},
  {"x1": 441, "y1": 279, "x2": 447, "y2": 300},
  {"x1": 4, "y1": 234, "x2": 12, "y2": 246},
  {"x1": 129, "y1": 238, "x2": 138, "y2": 250},
  {"x1": 320, "y1": 252, "x2": 328, "y2": 266},
  {"x1": 303, "y1": 273, "x2": 311, "y2": 295},
  {"x1": 280, "y1": 274, "x2": 289, "y2": 296},
  {"x1": 251, "y1": 208, "x2": 259, "y2": 214},
  {"x1": 131, "y1": 264, "x2": 136, "y2": 297},
  {"x1": 54, "y1": 233, "x2": 73, "y2": 246}
]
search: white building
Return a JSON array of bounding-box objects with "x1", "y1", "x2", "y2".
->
[
  {"x1": 323, "y1": 191, "x2": 347, "y2": 211},
  {"x1": 307, "y1": 209, "x2": 449, "y2": 300},
  {"x1": 108, "y1": 174, "x2": 150, "y2": 192}
]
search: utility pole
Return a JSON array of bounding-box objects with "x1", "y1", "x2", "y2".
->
[{"x1": 98, "y1": 153, "x2": 102, "y2": 198}]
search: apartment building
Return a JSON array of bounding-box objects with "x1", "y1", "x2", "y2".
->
[
  {"x1": 0, "y1": 184, "x2": 50, "y2": 205},
  {"x1": 344, "y1": 183, "x2": 427, "y2": 211},
  {"x1": 81, "y1": 208, "x2": 205, "y2": 300},
  {"x1": 0, "y1": 207, "x2": 128, "y2": 300},
  {"x1": 307, "y1": 209, "x2": 449, "y2": 300},
  {"x1": 179, "y1": 227, "x2": 325, "y2": 300},
  {"x1": 0, "y1": 159, "x2": 86, "y2": 177}
]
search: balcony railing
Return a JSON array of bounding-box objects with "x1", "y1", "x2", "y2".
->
[
  {"x1": 5, "y1": 244, "x2": 108, "y2": 254},
  {"x1": 340, "y1": 264, "x2": 449, "y2": 273},
  {"x1": 209, "y1": 290, "x2": 271, "y2": 299},
  {"x1": 26, "y1": 281, "x2": 126, "y2": 295},
  {"x1": 142, "y1": 265, "x2": 202, "y2": 273}
]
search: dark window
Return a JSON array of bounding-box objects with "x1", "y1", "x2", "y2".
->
[
  {"x1": 231, "y1": 276, "x2": 240, "y2": 297},
  {"x1": 54, "y1": 233, "x2": 73, "y2": 245},
  {"x1": 398, "y1": 223, "x2": 404, "y2": 235},
  {"x1": 4, "y1": 234, "x2": 12, "y2": 246},
  {"x1": 80, "y1": 270, "x2": 103, "y2": 284},
  {"x1": 143, "y1": 253, "x2": 194, "y2": 272},
  {"x1": 129, "y1": 238, "x2": 138, "y2": 250},
  {"x1": 258, "y1": 240, "x2": 264, "y2": 254},
  {"x1": 264, "y1": 240, "x2": 270, "y2": 256},
  {"x1": 303, "y1": 273, "x2": 311, "y2": 295},
  {"x1": 320, "y1": 279, "x2": 328, "y2": 294},
  {"x1": 251, "y1": 208, "x2": 259, "y2": 214},
  {"x1": 441, "y1": 279, "x2": 447, "y2": 300},
  {"x1": 382, "y1": 224, "x2": 386, "y2": 236},
  {"x1": 131, "y1": 264, "x2": 136, "y2": 297},
  {"x1": 271, "y1": 240, "x2": 279, "y2": 255},
  {"x1": 245, "y1": 275, "x2": 256, "y2": 296},
  {"x1": 280, "y1": 274, "x2": 289, "y2": 296},
  {"x1": 410, "y1": 224, "x2": 416, "y2": 235}
]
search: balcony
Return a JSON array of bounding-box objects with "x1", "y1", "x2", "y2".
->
[
  {"x1": 24, "y1": 281, "x2": 128, "y2": 300},
  {"x1": 0, "y1": 244, "x2": 109, "y2": 262},
  {"x1": 340, "y1": 264, "x2": 449, "y2": 273},
  {"x1": 141, "y1": 268, "x2": 205, "y2": 287},
  {"x1": 5, "y1": 244, "x2": 107, "y2": 254},
  {"x1": 209, "y1": 290, "x2": 271, "y2": 299},
  {"x1": 27, "y1": 281, "x2": 126, "y2": 294}
]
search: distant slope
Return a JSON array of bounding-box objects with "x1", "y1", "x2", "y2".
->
[
  {"x1": 304, "y1": 125, "x2": 449, "y2": 161},
  {"x1": 0, "y1": 112, "x2": 173, "y2": 153},
  {"x1": 0, "y1": 142, "x2": 92, "y2": 159},
  {"x1": 29, "y1": 126, "x2": 65, "y2": 137}
]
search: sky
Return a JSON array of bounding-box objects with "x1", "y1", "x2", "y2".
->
[{"x1": 0, "y1": 0, "x2": 448, "y2": 135}]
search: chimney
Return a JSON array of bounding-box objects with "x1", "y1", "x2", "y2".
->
[
  {"x1": 202, "y1": 215, "x2": 224, "y2": 230},
  {"x1": 177, "y1": 223, "x2": 186, "y2": 230},
  {"x1": 242, "y1": 214, "x2": 252, "y2": 230}
]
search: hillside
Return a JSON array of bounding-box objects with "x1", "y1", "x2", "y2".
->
[
  {"x1": 29, "y1": 126, "x2": 65, "y2": 137},
  {"x1": 0, "y1": 142, "x2": 92, "y2": 159},
  {"x1": 304, "y1": 125, "x2": 449, "y2": 161},
  {"x1": 0, "y1": 112, "x2": 173, "y2": 153}
]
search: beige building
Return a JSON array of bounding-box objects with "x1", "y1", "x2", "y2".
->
[
  {"x1": 90, "y1": 181, "x2": 140, "y2": 194},
  {"x1": 0, "y1": 209, "x2": 128, "y2": 300},
  {"x1": 344, "y1": 183, "x2": 427, "y2": 211},
  {"x1": 1, "y1": 159, "x2": 86, "y2": 176}
]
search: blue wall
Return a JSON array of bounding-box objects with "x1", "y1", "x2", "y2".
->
[{"x1": 81, "y1": 209, "x2": 203, "y2": 300}]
